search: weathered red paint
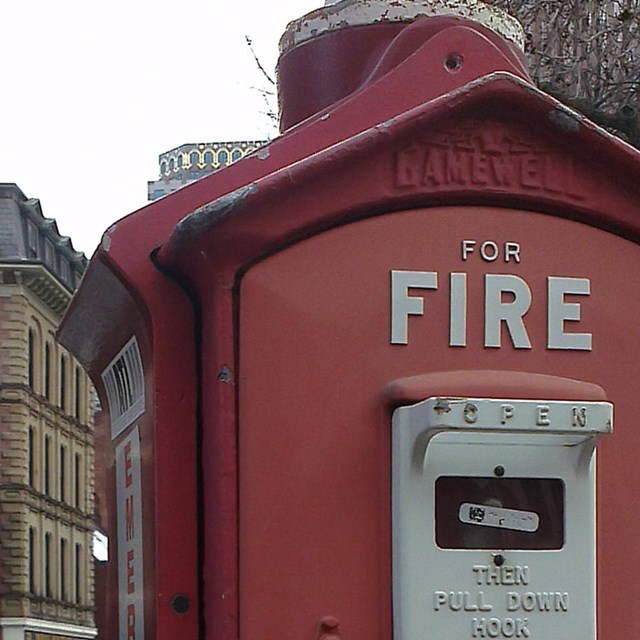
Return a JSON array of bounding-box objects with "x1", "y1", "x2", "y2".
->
[
  {"x1": 58, "y1": 11, "x2": 640, "y2": 640},
  {"x1": 277, "y1": 16, "x2": 529, "y2": 130}
]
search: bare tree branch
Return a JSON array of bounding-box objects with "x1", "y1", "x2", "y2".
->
[
  {"x1": 244, "y1": 35, "x2": 276, "y2": 86},
  {"x1": 486, "y1": 0, "x2": 640, "y2": 146}
]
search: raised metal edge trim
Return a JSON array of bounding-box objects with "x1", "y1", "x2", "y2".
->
[{"x1": 280, "y1": 0, "x2": 525, "y2": 55}]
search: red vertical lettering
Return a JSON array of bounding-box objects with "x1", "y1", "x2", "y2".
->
[
  {"x1": 127, "y1": 549, "x2": 135, "y2": 594},
  {"x1": 124, "y1": 442, "x2": 133, "y2": 487},
  {"x1": 127, "y1": 603, "x2": 136, "y2": 639},
  {"x1": 125, "y1": 495, "x2": 135, "y2": 541}
]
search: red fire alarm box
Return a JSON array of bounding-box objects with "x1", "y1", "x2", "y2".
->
[{"x1": 58, "y1": 2, "x2": 640, "y2": 639}]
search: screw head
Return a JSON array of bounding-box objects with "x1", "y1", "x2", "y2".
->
[
  {"x1": 493, "y1": 554, "x2": 506, "y2": 567},
  {"x1": 171, "y1": 594, "x2": 190, "y2": 615},
  {"x1": 494, "y1": 465, "x2": 505, "y2": 477}
]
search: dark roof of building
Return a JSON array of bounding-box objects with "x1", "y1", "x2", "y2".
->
[{"x1": 0, "y1": 183, "x2": 87, "y2": 291}]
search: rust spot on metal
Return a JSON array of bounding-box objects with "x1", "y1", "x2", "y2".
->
[
  {"x1": 433, "y1": 397, "x2": 452, "y2": 414},
  {"x1": 548, "y1": 107, "x2": 582, "y2": 133}
]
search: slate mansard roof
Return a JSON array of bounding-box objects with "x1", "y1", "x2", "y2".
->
[{"x1": 0, "y1": 183, "x2": 87, "y2": 293}]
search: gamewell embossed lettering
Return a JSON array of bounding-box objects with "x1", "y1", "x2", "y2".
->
[{"x1": 394, "y1": 128, "x2": 585, "y2": 200}]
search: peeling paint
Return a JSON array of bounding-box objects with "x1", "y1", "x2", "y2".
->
[
  {"x1": 176, "y1": 183, "x2": 258, "y2": 239},
  {"x1": 256, "y1": 146, "x2": 271, "y2": 160},
  {"x1": 280, "y1": 0, "x2": 524, "y2": 54},
  {"x1": 548, "y1": 107, "x2": 582, "y2": 133},
  {"x1": 101, "y1": 225, "x2": 117, "y2": 252}
]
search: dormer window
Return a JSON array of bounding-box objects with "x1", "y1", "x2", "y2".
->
[
  {"x1": 27, "y1": 221, "x2": 38, "y2": 259},
  {"x1": 44, "y1": 238, "x2": 55, "y2": 267}
]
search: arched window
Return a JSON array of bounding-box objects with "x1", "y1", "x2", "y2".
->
[
  {"x1": 44, "y1": 533, "x2": 52, "y2": 598},
  {"x1": 60, "y1": 355, "x2": 67, "y2": 411},
  {"x1": 28, "y1": 427, "x2": 35, "y2": 486},
  {"x1": 44, "y1": 436, "x2": 51, "y2": 495},
  {"x1": 75, "y1": 366, "x2": 81, "y2": 419},
  {"x1": 28, "y1": 527, "x2": 36, "y2": 593},
  {"x1": 44, "y1": 343, "x2": 52, "y2": 401},
  {"x1": 160, "y1": 161, "x2": 167, "y2": 175},
  {"x1": 27, "y1": 323, "x2": 43, "y2": 392},
  {"x1": 203, "y1": 150, "x2": 213, "y2": 165},
  {"x1": 75, "y1": 543, "x2": 82, "y2": 604},
  {"x1": 177, "y1": 154, "x2": 183, "y2": 168},
  {"x1": 60, "y1": 538, "x2": 67, "y2": 601},
  {"x1": 60, "y1": 445, "x2": 67, "y2": 502},
  {"x1": 28, "y1": 329, "x2": 35, "y2": 388},
  {"x1": 168, "y1": 157, "x2": 175, "y2": 171},
  {"x1": 218, "y1": 149, "x2": 229, "y2": 166},
  {"x1": 189, "y1": 150, "x2": 199, "y2": 167},
  {"x1": 231, "y1": 149, "x2": 242, "y2": 162},
  {"x1": 75, "y1": 453, "x2": 82, "y2": 508}
]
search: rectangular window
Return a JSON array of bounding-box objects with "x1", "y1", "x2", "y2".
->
[
  {"x1": 60, "y1": 356, "x2": 67, "y2": 411},
  {"x1": 27, "y1": 221, "x2": 39, "y2": 259},
  {"x1": 44, "y1": 533, "x2": 52, "y2": 598},
  {"x1": 75, "y1": 367, "x2": 81, "y2": 419},
  {"x1": 74, "y1": 453, "x2": 81, "y2": 509},
  {"x1": 60, "y1": 538, "x2": 67, "y2": 601},
  {"x1": 28, "y1": 527, "x2": 35, "y2": 593},
  {"x1": 435, "y1": 476, "x2": 565, "y2": 550},
  {"x1": 60, "y1": 446, "x2": 66, "y2": 502},
  {"x1": 60, "y1": 257, "x2": 71, "y2": 284},
  {"x1": 28, "y1": 428, "x2": 34, "y2": 487},
  {"x1": 28, "y1": 329, "x2": 35, "y2": 388},
  {"x1": 45, "y1": 343, "x2": 51, "y2": 401},
  {"x1": 44, "y1": 436, "x2": 50, "y2": 495},
  {"x1": 44, "y1": 238, "x2": 55, "y2": 267},
  {"x1": 75, "y1": 543, "x2": 82, "y2": 604}
]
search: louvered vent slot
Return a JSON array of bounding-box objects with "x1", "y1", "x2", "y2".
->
[{"x1": 102, "y1": 337, "x2": 145, "y2": 439}]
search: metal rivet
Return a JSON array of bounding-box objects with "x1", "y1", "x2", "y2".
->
[
  {"x1": 171, "y1": 594, "x2": 190, "y2": 615},
  {"x1": 494, "y1": 465, "x2": 505, "y2": 477},
  {"x1": 320, "y1": 616, "x2": 340, "y2": 631},
  {"x1": 493, "y1": 554, "x2": 506, "y2": 567}
]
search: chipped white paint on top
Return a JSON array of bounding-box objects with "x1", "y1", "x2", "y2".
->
[
  {"x1": 101, "y1": 225, "x2": 117, "y2": 252},
  {"x1": 280, "y1": 0, "x2": 524, "y2": 54}
]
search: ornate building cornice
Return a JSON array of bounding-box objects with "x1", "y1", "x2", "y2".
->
[{"x1": 0, "y1": 262, "x2": 74, "y2": 317}]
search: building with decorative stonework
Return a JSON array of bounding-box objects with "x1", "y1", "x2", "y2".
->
[
  {"x1": 147, "y1": 140, "x2": 268, "y2": 200},
  {"x1": 0, "y1": 184, "x2": 95, "y2": 640}
]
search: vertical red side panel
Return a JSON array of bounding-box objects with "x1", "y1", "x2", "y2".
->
[{"x1": 58, "y1": 256, "x2": 199, "y2": 639}]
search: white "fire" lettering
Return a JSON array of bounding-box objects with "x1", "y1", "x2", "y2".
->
[{"x1": 390, "y1": 270, "x2": 592, "y2": 351}]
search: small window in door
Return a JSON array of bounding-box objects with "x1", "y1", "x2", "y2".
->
[{"x1": 435, "y1": 476, "x2": 564, "y2": 550}]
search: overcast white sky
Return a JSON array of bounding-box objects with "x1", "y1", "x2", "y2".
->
[{"x1": 0, "y1": 0, "x2": 321, "y2": 255}]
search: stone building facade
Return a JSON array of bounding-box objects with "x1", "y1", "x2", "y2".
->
[
  {"x1": 147, "y1": 140, "x2": 268, "y2": 200},
  {"x1": 0, "y1": 184, "x2": 95, "y2": 640}
]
